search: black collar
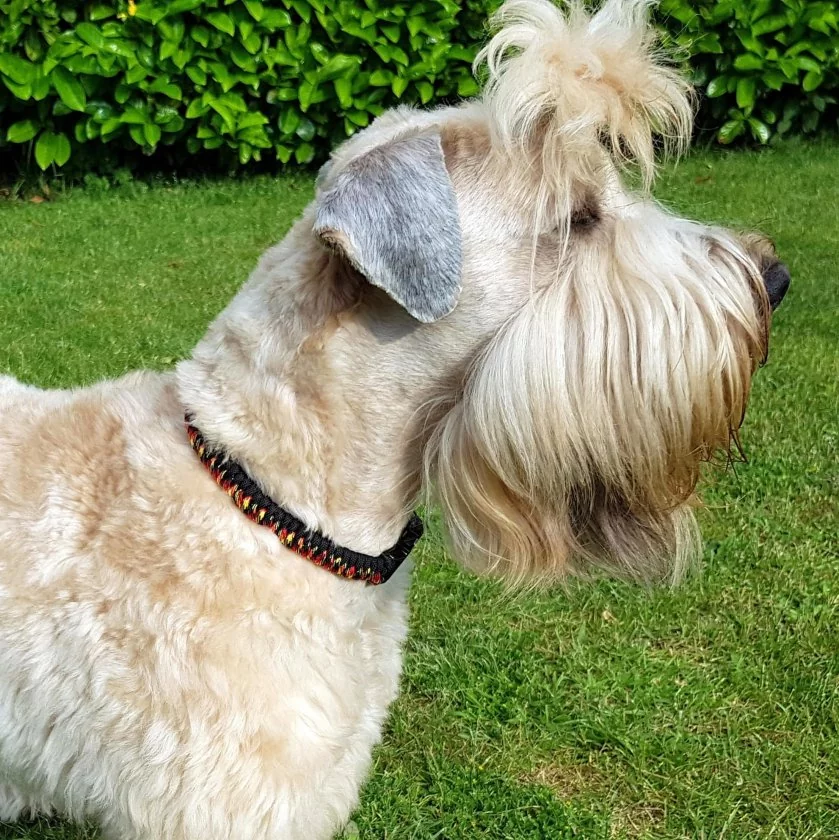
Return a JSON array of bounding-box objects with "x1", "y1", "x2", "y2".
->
[{"x1": 185, "y1": 415, "x2": 423, "y2": 585}]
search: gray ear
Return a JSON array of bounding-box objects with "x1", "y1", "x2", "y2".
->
[{"x1": 314, "y1": 133, "x2": 462, "y2": 323}]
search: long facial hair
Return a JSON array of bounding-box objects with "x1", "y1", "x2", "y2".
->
[{"x1": 424, "y1": 0, "x2": 770, "y2": 585}]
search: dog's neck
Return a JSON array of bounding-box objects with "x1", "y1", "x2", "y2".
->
[{"x1": 176, "y1": 215, "x2": 437, "y2": 557}]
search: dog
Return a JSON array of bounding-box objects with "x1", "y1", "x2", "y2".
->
[{"x1": 0, "y1": 1, "x2": 789, "y2": 837}]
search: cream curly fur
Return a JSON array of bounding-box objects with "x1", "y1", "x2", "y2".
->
[{"x1": 0, "y1": 2, "x2": 778, "y2": 837}]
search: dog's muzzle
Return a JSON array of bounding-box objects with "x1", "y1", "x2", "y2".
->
[{"x1": 763, "y1": 262, "x2": 791, "y2": 311}]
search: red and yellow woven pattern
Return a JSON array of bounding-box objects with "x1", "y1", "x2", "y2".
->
[{"x1": 186, "y1": 415, "x2": 423, "y2": 585}]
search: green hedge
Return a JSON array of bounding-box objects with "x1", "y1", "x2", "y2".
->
[
  {"x1": 1, "y1": 0, "x2": 837, "y2": 175},
  {"x1": 0, "y1": 0, "x2": 486, "y2": 173},
  {"x1": 658, "y1": 0, "x2": 839, "y2": 144}
]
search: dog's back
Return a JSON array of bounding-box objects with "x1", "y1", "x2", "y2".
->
[
  {"x1": 0, "y1": 371, "x2": 408, "y2": 838},
  {"x1": 0, "y1": 373, "x2": 160, "y2": 822}
]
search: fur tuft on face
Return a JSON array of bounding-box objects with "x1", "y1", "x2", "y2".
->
[
  {"x1": 475, "y1": 0, "x2": 693, "y2": 198},
  {"x1": 425, "y1": 211, "x2": 769, "y2": 586}
]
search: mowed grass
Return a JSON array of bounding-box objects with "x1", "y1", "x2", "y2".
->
[{"x1": 0, "y1": 139, "x2": 836, "y2": 839}]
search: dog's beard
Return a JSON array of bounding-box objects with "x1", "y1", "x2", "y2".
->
[{"x1": 425, "y1": 204, "x2": 768, "y2": 586}]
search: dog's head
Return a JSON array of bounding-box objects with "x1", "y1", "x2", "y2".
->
[{"x1": 308, "y1": 0, "x2": 789, "y2": 584}]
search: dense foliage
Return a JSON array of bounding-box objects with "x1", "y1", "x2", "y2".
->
[
  {"x1": 658, "y1": 0, "x2": 839, "y2": 144},
  {"x1": 1, "y1": 0, "x2": 837, "y2": 174},
  {"x1": 0, "y1": 0, "x2": 486, "y2": 173}
]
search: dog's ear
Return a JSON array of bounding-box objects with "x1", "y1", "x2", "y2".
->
[{"x1": 313, "y1": 133, "x2": 462, "y2": 323}]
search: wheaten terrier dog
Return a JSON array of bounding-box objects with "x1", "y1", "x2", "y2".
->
[{"x1": 0, "y1": 1, "x2": 789, "y2": 837}]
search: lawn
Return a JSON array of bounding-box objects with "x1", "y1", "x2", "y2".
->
[{"x1": 0, "y1": 139, "x2": 837, "y2": 839}]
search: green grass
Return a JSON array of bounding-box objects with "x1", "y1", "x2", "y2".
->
[{"x1": 0, "y1": 139, "x2": 837, "y2": 839}]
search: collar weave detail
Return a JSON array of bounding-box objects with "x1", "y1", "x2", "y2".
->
[{"x1": 185, "y1": 414, "x2": 423, "y2": 585}]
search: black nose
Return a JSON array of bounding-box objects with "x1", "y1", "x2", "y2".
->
[{"x1": 763, "y1": 262, "x2": 790, "y2": 311}]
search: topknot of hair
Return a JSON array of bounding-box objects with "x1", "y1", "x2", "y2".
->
[{"x1": 474, "y1": 0, "x2": 694, "y2": 193}]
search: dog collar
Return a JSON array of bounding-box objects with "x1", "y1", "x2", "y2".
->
[{"x1": 185, "y1": 415, "x2": 423, "y2": 585}]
